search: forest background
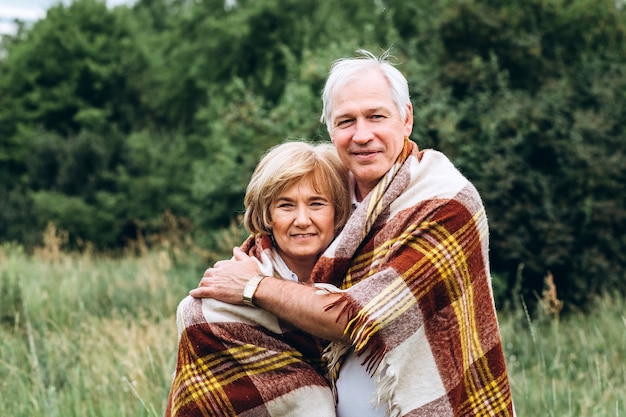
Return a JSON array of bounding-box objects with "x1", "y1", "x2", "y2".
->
[
  {"x1": 0, "y1": 0, "x2": 625, "y2": 415},
  {"x1": 2, "y1": 0, "x2": 626, "y2": 311},
  {"x1": 1, "y1": 0, "x2": 625, "y2": 307}
]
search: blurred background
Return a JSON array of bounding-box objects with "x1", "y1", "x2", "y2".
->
[
  {"x1": 1, "y1": 2, "x2": 625, "y2": 416},
  {"x1": 1, "y1": 0, "x2": 625, "y2": 311}
]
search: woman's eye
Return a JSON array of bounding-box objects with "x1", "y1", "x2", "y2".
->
[{"x1": 310, "y1": 201, "x2": 328, "y2": 208}]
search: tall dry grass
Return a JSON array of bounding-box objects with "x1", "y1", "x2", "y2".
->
[
  {"x1": 500, "y1": 273, "x2": 625, "y2": 416},
  {"x1": 0, "y1": 223, "x2": 212, "y2": 417},
  {"x1": 0, "y1": 224, "x2": 624, "y2": 416}
]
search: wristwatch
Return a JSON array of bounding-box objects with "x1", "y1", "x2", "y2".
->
[{"x1": 242, "y1": 274, "x2": 266, "y2": 307}]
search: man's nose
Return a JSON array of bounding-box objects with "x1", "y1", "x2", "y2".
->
[{"x1": 352, "y1": 119, "x2": 373, "y2": 143}]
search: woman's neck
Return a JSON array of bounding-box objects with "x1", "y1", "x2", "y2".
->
[
  {"x1": 293, "y1": 263, "x2": 317, "y2": 284},
  {"x1": 279, "y1": 254, "x2": 316, "y2": 284}
]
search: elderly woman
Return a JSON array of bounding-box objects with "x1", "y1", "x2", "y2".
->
[{"x1": 165, "y1": 141, "x2": 350, "y2": 417}]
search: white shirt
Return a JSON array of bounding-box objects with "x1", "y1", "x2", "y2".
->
[
  {"x1": 335, "y1": 348, "x2": 388, "y2": 417},
  {"x1": 335, "y1": 185, "x2": 387, "y2": 416},
  {"x1": 271, "y1": 253, "x2": 300, "y2": 282}
]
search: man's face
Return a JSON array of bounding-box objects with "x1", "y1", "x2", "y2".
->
[{"x1": 329, "y1": 69, "x2": 413, "y2": 199}]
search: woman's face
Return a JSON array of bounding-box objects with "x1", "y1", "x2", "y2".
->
[{"x1": 270, "y1": 177, "x2": 336, "y2": 269}]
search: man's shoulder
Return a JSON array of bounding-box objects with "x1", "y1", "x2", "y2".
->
[
  {"x1": 415, "y1": 147, "x2": 451, "y2": 164},
  {"x1": 411, "y1": 148, "x2": 466, "y2": 185},
  {"x1": 394, "y1": 147, "x2": 483, "y2": 211}
]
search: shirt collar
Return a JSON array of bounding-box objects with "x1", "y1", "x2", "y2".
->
[{"x1": 273, "y1": 253, "x2": 299, "y2": 282}]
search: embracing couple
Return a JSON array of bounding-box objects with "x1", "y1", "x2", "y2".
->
[{"x1": 165, "y1": 49, "x2": 515, "y2": 417}]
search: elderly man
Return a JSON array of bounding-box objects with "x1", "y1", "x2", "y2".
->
[{"x1": 192, "y1": 49, "x2": 515, "y2": 417}]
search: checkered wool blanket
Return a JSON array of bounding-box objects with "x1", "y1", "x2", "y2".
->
[
  {"x1": 165, "y1": 235, "x2": 335, "y2": 417},
  {"x1": 311, "y1": 139, "x2": 515, "y2": 416}
]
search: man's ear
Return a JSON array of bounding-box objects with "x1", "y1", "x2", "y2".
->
[{"x1": 403, "y1": 103, "x2": 414, "y2": 137}]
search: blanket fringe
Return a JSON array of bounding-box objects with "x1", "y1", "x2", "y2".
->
[
  {"x1": 322, "y1": 292, "x2": 387, "y2": 373},
  {"x1": 374, "y1": 359, "x2": 402, "y2": 417},
  {"x1": 323, "y1": 294, "x2": 354, "y2": 316},
  {"x1": 324, "y1": 340, "x2": 400, "y2": 416}
]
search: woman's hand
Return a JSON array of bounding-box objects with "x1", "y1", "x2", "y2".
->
[{"x1": 189, "y1": 247, "x2": 261, "y2": 304}]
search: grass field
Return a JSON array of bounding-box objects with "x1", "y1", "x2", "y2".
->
[{"x1": 1, "y1": 236, "x2": 624, "y2": 416}]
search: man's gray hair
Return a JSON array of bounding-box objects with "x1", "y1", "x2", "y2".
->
[{"x1": 320, "y1": 49, "x2": 411, "y2": 134}]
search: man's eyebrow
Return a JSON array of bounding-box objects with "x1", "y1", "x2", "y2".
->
[
  {"x1": 333, "y1": 112, "x2": 353, "y2": 122},
  {"x1": 334, "y1": 106, "x2": 389, "y2": 120},
  {"x1": 367, "y1": 106, "x2": 391, "y2": 114}
]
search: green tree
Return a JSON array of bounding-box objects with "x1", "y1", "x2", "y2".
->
[
  {"x1": 1, "y1": 0, "x2": 625, "y2": 309},
  {"x1": 416, "y1": 0, "x2": 626, "y2": 307},
  {"x1": 0, "y1": 0, "x2": 147, "y2": 137}
]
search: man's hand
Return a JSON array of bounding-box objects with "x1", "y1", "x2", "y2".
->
[
  {"x1": 190, "y1": 246, "x2": 350, "y2": 342},
  {"x1": 189, "y1": 246, "x2": 260, "y2": 304}
]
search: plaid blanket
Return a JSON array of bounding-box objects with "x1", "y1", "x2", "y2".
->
[
  {"x1": 165, "y1": 235, "x2": 336, "y2": 417},
  {"x1": 312, "y1": 139, "x2": 515, "y2": 416}
]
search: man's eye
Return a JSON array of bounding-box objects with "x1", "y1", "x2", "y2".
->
[{"x1": 337, "y1": 119, "x2": 353, "y2": 127}]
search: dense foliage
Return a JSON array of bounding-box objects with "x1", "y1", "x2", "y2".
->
[{"x1": 1, "y1": 0, "x2": 625, "y2": 309}]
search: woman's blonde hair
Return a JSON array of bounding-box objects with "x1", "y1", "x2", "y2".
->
[{"x1": 244, "y1": 141, "x2": 350, "y2": 236}]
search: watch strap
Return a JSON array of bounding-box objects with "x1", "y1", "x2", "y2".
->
[{"x1": 242, "y1": 274, "x2": 265, "y2": 307}]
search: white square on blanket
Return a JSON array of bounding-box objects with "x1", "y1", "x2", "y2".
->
[{"x1": 375, "y1": 325, "x2": 451, "y2": 414}]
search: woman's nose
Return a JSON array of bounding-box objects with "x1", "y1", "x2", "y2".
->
[{"x1": 293, "y1": 206, "x2": 312, "y2": 226}]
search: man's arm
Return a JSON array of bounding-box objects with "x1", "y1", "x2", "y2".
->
[{"x1": 190, "y1": 247, "x2": 350, "y2": 343}]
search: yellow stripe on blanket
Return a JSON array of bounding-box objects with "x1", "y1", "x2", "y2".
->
[{"x1": 173, "y1": 341, "x2": 308, "y2": 415}]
